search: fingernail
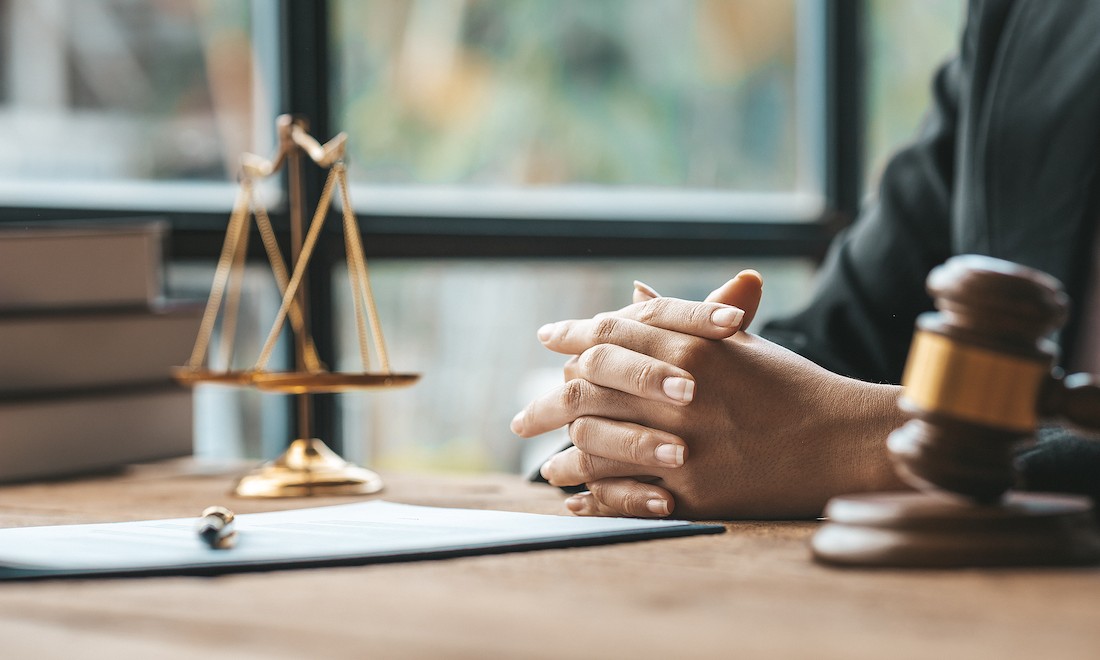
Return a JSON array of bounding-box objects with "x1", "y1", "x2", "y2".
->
[
  {"x1": 633, "y1": 280, "x2": 661, "y2": 299},
  {"x1": 737, "y1": 269, "x2": 763, "y2": 286},
  {"x1": 655, "y1": 443, "x2": 685, "y2": 467},
  {"x1": 662, "y1": 377, "x2": 695, "y2": 403},
  {"x1": 510, "y1": 411, "x2": 525, "y2": 435},
  {"x1": 537, "y1": 323, "x2": 555, "y2": 342},
  {"x1": 565, "y1": 495, "x2": 585, "y2": 512},
  {"x1": 711, "y1": 306, "x2": 745, "y2": 329},
  {"x1": 646, "y1": 499, "x2": 670, "y2": 516},
  {"x1": 539, "y1": 458, "x2": 554, "y2": 481}
]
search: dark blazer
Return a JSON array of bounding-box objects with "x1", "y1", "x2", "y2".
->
[{"x1": 763, "y1": 0, "x2": 1100, "y2": 497}]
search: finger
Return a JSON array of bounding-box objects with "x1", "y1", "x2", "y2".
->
[
  {"x1": 562, "y1": 491, "x2": 604, "y2": 516},
  {"x1": 632, "y1": 280, "x2": 661, "y2": 303},
  {"x1": 563, "y1": 491, "x2": 625, "y2": 517},
  {"x1": 705, "y1": 269, "x2": 763, "y2": 331},
  {"x1": 510, "y1": 378, "x2": 670, "y2": 438},
  {"x1": 540, "y1": 445, "x2": 656, "y2": 487},
  {"x1": 573, "y1": 343, "x2": 695, "y2": 405},
  {"x1": 566, "y1": 479, "x2": 675, "y2": 518},
  {"x1": 537, "y1": 415, "x2": 687, "y2": 487},
  {"x1": 569, "y1": 416, "x2": 686, "y2": 468},
  {"x1": 538, "y1": 303, "x2": 737, "y2": 356},
  {"x1": 538, "y1": 315, "x2": 680, "y2": 357},
  {"x1": 620, "y1": 296, "x2": 745, "y2": 338},
  {"x1": 567, "y1": 350, "x2": 690, "y2": 404}
]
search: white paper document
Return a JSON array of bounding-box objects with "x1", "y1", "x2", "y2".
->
[{"x1": 0, "y1": 501, "x2": 722, "y2": 579}]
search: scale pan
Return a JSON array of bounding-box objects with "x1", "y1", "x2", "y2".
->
[
  {"x1": 251, "y1": 371, "x2": 420, "y2": 393},
  {"x1": 172, "y1": 367, "x2": 257, "y2": 387}
]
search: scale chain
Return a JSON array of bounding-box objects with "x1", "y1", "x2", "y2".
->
[
  {"x1": 186, "y1": 182, "x2": 252, "y2": 369},
  {"x1": 217, "y1": 192, "x2": 253, "y2": 370},
  {"x1": 338, "y1": 166, "x2": 391, "y2": 373},
  {"x1": 249, "y1": 185, "x2": 324, "y2": 372},
  {"x1": 253, "y1": 166, "x2": 340, "y2": 371}
]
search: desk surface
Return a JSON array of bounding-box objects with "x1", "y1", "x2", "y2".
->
[{"x1": 0, "y1": 462, "x2": 1097, "y2": 660}]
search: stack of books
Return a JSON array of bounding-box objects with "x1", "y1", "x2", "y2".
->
[{"x1": 0, "y1": 220, "x2": 200, "y2": 482}]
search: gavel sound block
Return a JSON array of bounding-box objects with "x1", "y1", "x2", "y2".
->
[{"x1": 812, "y1": 255, "x2": 1100, "y2": 567}]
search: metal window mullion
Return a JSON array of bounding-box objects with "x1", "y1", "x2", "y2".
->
[
  {"x1": 824, "y1": 0, "x2": 866, "y2": 228},
  {"x1": 279, "y1": 0, "x2": 339, "y2": 452}
]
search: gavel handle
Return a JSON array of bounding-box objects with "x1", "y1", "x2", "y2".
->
[{"x1": 1041, "y1": 372, "x2": 1100, "y2": 432}]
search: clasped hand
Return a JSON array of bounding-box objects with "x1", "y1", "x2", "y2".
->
[{"x1": 511, "y1": 272, "x2": 905, "y2": 520}]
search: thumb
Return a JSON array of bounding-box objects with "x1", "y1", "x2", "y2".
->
[{"x1": 704, "y1": 269, "x2": 763, "y2": 331}]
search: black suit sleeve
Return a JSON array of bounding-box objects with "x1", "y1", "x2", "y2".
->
[
  {"x1": 760, "y1": 6, "x2": 1100, "y2": 501},
  {"x1": 1016, "y1": 425, "x2": 1100, "y2": 503}
]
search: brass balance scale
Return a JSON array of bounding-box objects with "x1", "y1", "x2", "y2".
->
[{"x1": 174, "y1": 115, "x2": 418, "y2": 497}]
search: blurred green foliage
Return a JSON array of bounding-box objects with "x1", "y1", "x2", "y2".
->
[
  {"x1": 331, "y1": 0, "x2": 799, "y2": 191},
  {"x1": 865, "y1": 0, "x2": 964, "y2": 185}
]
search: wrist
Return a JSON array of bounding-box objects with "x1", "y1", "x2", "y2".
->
[{"x1": 821, "y1": 378, "x2": 908, "y2": 494}]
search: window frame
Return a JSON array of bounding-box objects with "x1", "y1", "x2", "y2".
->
[
  {"x1": 0, "y1": 0, "x2": 865, "y2": 257},
  {"x1": 0, "y1": 0, "x2": 866, "y2": 449}
]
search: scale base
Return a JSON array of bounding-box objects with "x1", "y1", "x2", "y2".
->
[
  {"x1": 811, "y1": 491, "x2": 1100, "y2": 568},
  {"x1": 234, "y1": 438, "x2": 384, "y2": 498}
]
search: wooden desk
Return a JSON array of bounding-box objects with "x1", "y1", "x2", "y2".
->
[{"x1": 0, "y1": 462, "x2": 1097, "y2": 659}]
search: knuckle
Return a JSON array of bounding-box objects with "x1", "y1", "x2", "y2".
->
[
  {"x1": 689, "y1": 303, "x2": 715, "y2": 328},
  {"x1": 577, "y1": 344, "x2": 610, "y2": 376},
  {"x1": 587, "y1": 480, "x2": 649, "y2": 517},
  {"x1": 623, "y1": 430, "x2": 647, "y2": 464},
  {"x1": 587, "y1": 479, "x2": 611, "y2": 501},
  {"x1": 630, "y1": 360, "x2": 658, "y2": 394},
  {"x1": 559, "y1": 379, "x2": 588, "y2": 412},
  {"x1": 592, "y1": 316, "x2": 619, "y2": 344},
  {"x1": 637, "y1": 297, "x2": 670, "y2": 325},
  {"x1": 621, "y1": 490, "x2": 651, "y2": 516},
  {"x1": 576, "y1": 451, "x2": 597, "y2": 481},
  {"x1": 569, "y1": 416, "x2": 593, "y2": 449}
]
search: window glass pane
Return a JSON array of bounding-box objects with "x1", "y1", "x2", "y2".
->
[
  {"x1": 331, "y1": 0, "x2": 823, "y2": 219},
  {"x1": 0, "y1": 0, "x2": 276, "y2": 209},
  {"x1": 864, "y1": 0, "x2": 963, "y2": 185},
  {"x1": 333, "y1": 258, "x2": 816, "y2": 474}
]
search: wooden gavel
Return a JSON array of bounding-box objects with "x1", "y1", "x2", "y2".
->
[{"x1": 889, "y1": 255, "x2": 1100, "y2": 502}]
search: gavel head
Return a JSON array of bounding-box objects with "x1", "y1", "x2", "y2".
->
[{"x1": 888, "y1": 255, "x2": 1070, "y2": 502}]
